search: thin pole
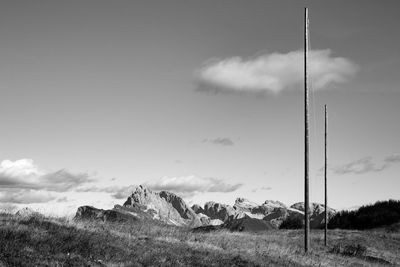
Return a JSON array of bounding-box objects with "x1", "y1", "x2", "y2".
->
[
  {"x1": 324, "y1": 105, "x2": 328, "y2": 246},
  {"x1": 304, "y1": 7, "x2": 310, "y2": 253}
]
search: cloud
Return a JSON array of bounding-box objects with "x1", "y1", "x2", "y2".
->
[
  {"x1": 196, "y1": 49, "x2": 358, "y2": 94},
  {"x1": 111, "y1": 185, "x2": 137, "y2": 199},
  {"x1": 0, "y1": 159, "x2": 93, "y2": 204},
  {"x1": 144, "y1": 175, "x2": 242, "y2": 194},
  {"x1": 75, "y1": 184, "x2": 138, "y2": 200},
  {"x1": 384, "y1": 154, "x2": 400, "y2": 163},
  {"x1": 252, "y1": 186, "x2": 272, "y2": 192},
  {"x1": 0, "y1": 189, "x2": 56, "y2": 204},
  {"x1": 0, "y1": 159, "x2": 92, "y2": 192},
  {"x1": 261, "y1": 186, "x2": 272, "y2": 191},
  {"x1": 332, "y1": 153, "x2": 400, "y2": 175},
  {"x1": 332, "y1": 157, "x2": 386, "y2": 175},
  {"x1": 203, "y1": 137, "x2": 234, "y2": 146}
]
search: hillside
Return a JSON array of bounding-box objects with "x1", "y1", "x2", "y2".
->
[
  {"x1": 1, "y1": 212, "x2": 399, "y2": 266},
  {"x1": 328, "y1": 200, "x2": 400, "y2": 230}
]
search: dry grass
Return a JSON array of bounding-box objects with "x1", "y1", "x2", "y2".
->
[{"x1": 0, "y1": 212, "x2": 399, "y2": 266}]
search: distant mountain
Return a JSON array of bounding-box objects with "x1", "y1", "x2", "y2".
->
[
  {"x1": 75, "y1": 185, "x2": 336, "y2": 232},
  {"x1": 289, "y1": 202, "x2": 336, "y2": 229},
  {"x1": 200, "y1": 201, "x2": 237, "y2": 222},
  {"x1": 123, "y1": 185, "x2": 204, "y2": 227},
  {"x1": 234, "y1": 198, "x2": 259, "y2": 212},
  {"x1": 193, "y1": 198, "x2": 335, "y2": 230}
]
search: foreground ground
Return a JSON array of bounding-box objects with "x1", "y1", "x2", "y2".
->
[{"x1": 0, "y1": 213, "x2": 399, "y2": 266}]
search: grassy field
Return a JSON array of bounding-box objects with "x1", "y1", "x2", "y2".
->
[{"x1": 0, "y1": 213, "x2": 399, "y2": 266}]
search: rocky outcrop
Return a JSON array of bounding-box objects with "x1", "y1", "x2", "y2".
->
[
  {"x1": 74, "y1": 206, "x2": 138, "y2": 223},
  {"x1": 191, "y1": 204, "x2": 204, "y2": 214},
  {"x1": 202, "y1": 201, "x2": 238, "y2": 222}
]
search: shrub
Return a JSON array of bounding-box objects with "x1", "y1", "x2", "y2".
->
[
  {"x1": 279, "y1": 215, "x2": 303, "y2": 229},
  {"x1": 331, "y1": 243, "x2": 367, "y2": 257}
]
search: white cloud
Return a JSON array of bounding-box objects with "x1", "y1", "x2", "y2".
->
[
  {"x1": 0, "y1": 159, "x2": 133, "y2": 216},
  {"x1": 144, "y1": 175, "x2": 242, "y2": 194},
  {"x1": 196, "y1": 49, "x2": 358, "y2": 94},
  {"x1": 0, "y1": 159, "x2": 92, "y2": 192},
  {"x1": 0, "y1": 159, "x2": 44, "y2": 180},
  {"x1": 0, "y1": 158, "x2": 96, "y2": 212}
]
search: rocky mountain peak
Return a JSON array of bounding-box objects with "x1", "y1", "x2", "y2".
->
[
  {"x1": 263, "y1": 200, "x2": 287, "y2": 209},
  {"x1": 159, "y1": 190, "x2": 197, "y2": 221},
  {"x1": 234, "y1": 197, "x2": 259, "y2": 211},
  {"x1": 123, "y1": 185, "x2": 153, "y2": 206},
  {"x1": 122, "y1": 185, "x2": 203, "y2": 227},
  {"x1": 202, "y1": 201, "x2": 237, "y2": 221},
  {"x1": 235, "y1": 197, "x2": 245, "y2": 203},
  {"x1": 191, "y1": 204, "x2": 204, "y2": 214},
  {"x1": 290, "y1": 202, "x2": 335, "y2": 214}
]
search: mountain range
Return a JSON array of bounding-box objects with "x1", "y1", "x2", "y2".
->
[{"x1": 75, "y1": 185, "x2": 336, "y2": 232}]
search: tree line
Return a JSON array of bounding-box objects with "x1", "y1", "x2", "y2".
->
[{"x1": 328, "y1": 199, "x2": 400, "y2": 230}]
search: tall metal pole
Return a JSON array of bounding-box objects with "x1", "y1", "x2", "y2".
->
[
  {"x1": 324, "y1": 105, "x2": 328, "y2": 246},
  {"x1": 304, "y1": 7, "x2": 310, "y2": 253}
]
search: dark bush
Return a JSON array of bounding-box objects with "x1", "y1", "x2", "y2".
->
[{"x1": 279, "y1": 215, "x2": 303, "y2": 229}]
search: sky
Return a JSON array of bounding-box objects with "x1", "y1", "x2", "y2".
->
[{"x1": 1, "y1": 0, "x2": 399, "y2": 216}]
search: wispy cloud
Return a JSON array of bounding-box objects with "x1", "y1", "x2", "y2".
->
[
  {"x1": 252, "y1": 186, "x2": 272, "y2": 193},
  {"x1": 74, "y1": 184, "x2": 137, "y2": 200},
  {"x1": 0, "y1": 189, "x2": 55, "y2": 204},
  {"x1": 384, "y1": 154, "x2": 400, "y2": 163},
  {"x1": 111, "y1": 185, "x2": 137, "y2": 199},
  {"x1": 196, "y1": 49, "x2": 358, "y2": 94},
  {"x1": 332, "y1": 153, "x2": 400, "y2": 175},
  {"x1": 144, "y1": 175, "x2": 242, "y2": 195},
  {"x1": 332, "y1": 157, "x2": 386, "y2": 175},
  {"x1": 203, "y1": 137, "x2": 234, "y2": 146},
  {"x1": 261, "y1": 186, "x2": 272, "y2": 191}
]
